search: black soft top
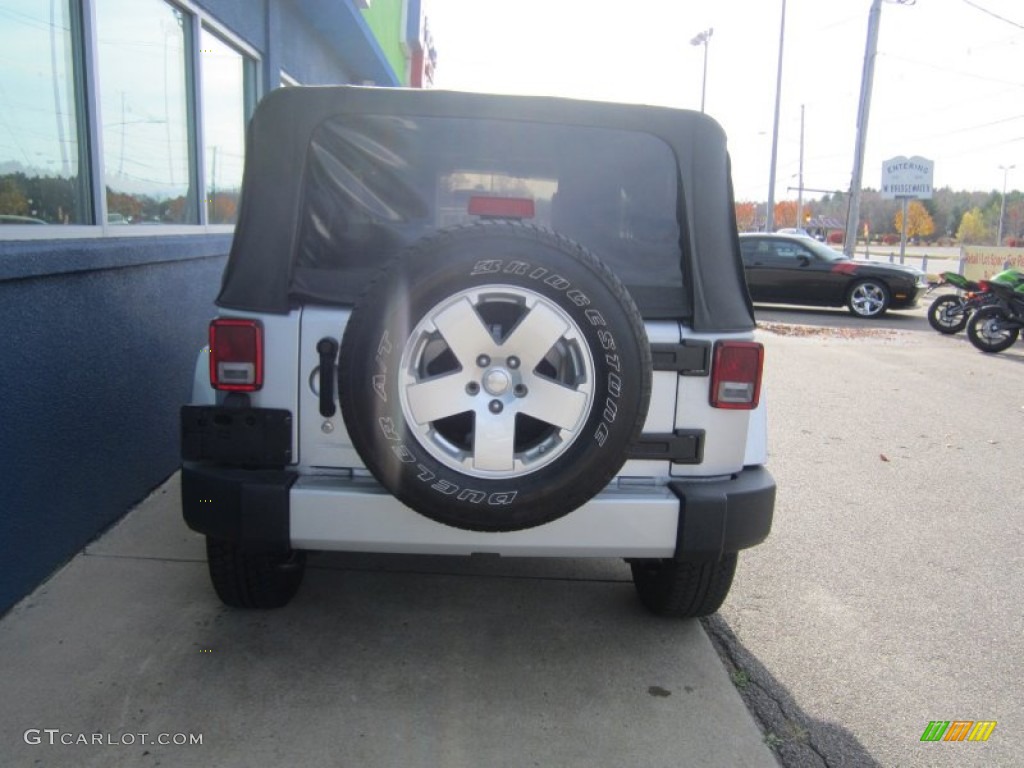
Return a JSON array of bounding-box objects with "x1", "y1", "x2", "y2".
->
[{"x1": 217, "y1": 86, "x2": 754, "y2": 333}]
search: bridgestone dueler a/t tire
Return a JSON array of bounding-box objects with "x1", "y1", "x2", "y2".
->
[
  {"x1": 631, "y1": 554, "x2": 738, "y2": 618},
  {"x1": 338, "y1": 223, "x2": 652, "y2": 532}
]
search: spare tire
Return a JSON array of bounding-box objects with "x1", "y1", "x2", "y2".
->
[{"x1": 338, "y1": 223, "x2": 651, "y2": 532}]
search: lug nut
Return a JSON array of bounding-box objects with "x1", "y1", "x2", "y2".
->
[
  {"x1": 489, "y1": 399, "x2": 503, "y2": 414},
  {"x1": 476, "y1": 354, "x2": 491, "y2": 367},
  {"x1": 513, "y1": 384, "x2": 527, "y2": 397},
  {"x1": 466, "y1": 382, "x2": 480, "y2": 395},
  {"x1": 507, "y1": 356, "x2": 520, "y2": 369}
]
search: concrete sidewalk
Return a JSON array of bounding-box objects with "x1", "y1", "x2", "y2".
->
[{"x1": 0, "y1": 474, "x2": 778, "y2": 768}]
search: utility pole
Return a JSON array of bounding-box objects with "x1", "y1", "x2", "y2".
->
[
  {"x1": 796, "y1": 104, "x2": 805, "y2": 230},
  {"x1": 765, "y1": 0, "x2": 787, "y2": 233},
  {"x1": 844, "y1": 0, "x2": 915, "y2": 257},
  {"x1": 844, "y1": 0, "x2": 882, "y2": 257}
]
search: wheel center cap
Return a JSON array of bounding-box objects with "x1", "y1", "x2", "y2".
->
[{"x1": 483, "y1": 368, "x2": 511, "y2": 396}]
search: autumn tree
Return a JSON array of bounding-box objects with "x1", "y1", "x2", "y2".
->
[
  {"x1": 106, "y1": 189, "x2": 144, "y2": 222},
  {"x1": 956, "y1": 207, "x2": 989, "y2": 244},
  {"x1": 893, "y1": 200, "x2": 935, "y2": 239},
  {"x1": 210, "y1": 193, "x2": 238, "y2": 224},
  {"x1": 773, "y1": 200, "x2": 798, "y2": 229},
  {"x1": 735, "y1": 201, "x2": 757, "y2": 231}
]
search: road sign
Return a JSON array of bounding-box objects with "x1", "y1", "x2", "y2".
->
[{"x1": 881, "y1": 156, "x2": 934, "y2": 199}]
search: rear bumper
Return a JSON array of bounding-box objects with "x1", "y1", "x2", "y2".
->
[{"x1": 182, "y1": 462, "x2": 774, "y2": 560}]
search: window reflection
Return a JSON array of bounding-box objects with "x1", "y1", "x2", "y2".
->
[
  {"x1": 0, "y1": 0, "x2": 89, "y2": 224},
  {"x1": 96, "y1": 0, "x2": 195, "y2": 224},
  {"x1": 201, "y1": 29, "x2": 251, "y2": 225}
]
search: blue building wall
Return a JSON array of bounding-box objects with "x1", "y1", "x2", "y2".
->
[
  {"x1": 280, "y1": 8, "x2": 355, "y2": 85},
  {"x1": 0, "y1": 0, "x2": 403, "y2": 615},
  {"x1": 0, "y1": 239, "x2": 227, "y2": 613},
  {"x1": 200, "y1": 0, "x2": 268, "y2": 52}
]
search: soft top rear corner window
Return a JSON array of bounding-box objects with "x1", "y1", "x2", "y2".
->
[{"x1": 292, "y1": 115, "x2": 688, "y2": 319}]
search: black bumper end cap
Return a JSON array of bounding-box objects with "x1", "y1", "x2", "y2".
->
[
  {"x1": 180, "y1": 462, "x2": 296, "y2": 551},
  {"x1": 668, "y1": 466, "x2": 776, "y2": 561}
]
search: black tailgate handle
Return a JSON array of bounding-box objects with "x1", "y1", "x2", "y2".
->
[{"x1": 316, "y1": 338, "x2": 339, "y2": 418}]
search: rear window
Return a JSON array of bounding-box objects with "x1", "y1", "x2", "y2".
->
[{"x1": 292, "y1": 114, "x2": 687, "y2": 318}]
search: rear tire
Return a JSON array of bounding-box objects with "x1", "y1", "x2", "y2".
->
[
  {"x1": 927, "y1": 294, "x2": 968, "y2": 334},
  {"x1": 967, "y1": 307, "x2": 1019, "y2": 353},
  {"x1": 206, "y1": 537, "x2": 306, "y2": 609},
  {"x1": 631, "y1": 554, "x2": 737, "y2": 618}
]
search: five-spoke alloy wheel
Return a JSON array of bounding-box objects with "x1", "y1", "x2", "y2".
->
[
  {"x1": 847, "y1": 279, "x2": 890, "y2": 318},
  {"x1": 399, "y1": 286, "x2": 595, "y2": 478}
]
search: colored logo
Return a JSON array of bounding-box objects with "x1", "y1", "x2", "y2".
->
[{"x1": 920, "y1": 721, "x2": 996, "y2": 742}]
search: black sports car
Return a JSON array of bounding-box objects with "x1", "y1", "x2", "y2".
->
[{"x1": 739, "y1": 233, "x2": 928, "y2": 318}]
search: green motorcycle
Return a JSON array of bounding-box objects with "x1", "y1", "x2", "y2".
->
[{"x1": 928, "y1": 269, "x2": 1024, "y2": 334}]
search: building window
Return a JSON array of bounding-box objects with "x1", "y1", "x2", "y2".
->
[
  {"x1": 200, "y1": 27, "x2": 254, "y2": 225},
  {"x1": 1, "y1": 0, "x2": 262, "y2": 234},
  {"x1": 95, "y1": 0, "x2": 196, "y2": 224},
  {"x1": 0, "y1": 0, "x2": 90, "y2": 224}
]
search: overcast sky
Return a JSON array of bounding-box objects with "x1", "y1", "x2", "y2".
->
[{"x1": 427, "y1": 0, "x2": 1023, "y2": 202}]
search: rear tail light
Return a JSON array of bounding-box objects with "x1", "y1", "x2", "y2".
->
[
  {"x1": 209, "y1": 318, "x2": 263, "y2": 391},
  {"x1": 978, "y1": 281, "x2": 990, "y2": 292},
  {"x1": 710, "y1": 341, "x2": 763, "y2": 409}
]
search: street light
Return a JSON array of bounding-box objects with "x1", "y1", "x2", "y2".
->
[
  {"x1": 997, "y1": 164, "x2": 1015, "y2": 246},
  {"x1": 690, "y1": 28, "x2": 713, "y2": 113}
]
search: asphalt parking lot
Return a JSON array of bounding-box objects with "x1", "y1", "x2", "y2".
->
[{"x1": 716, "y1": 301, "x2": 1023, "y2": 767}]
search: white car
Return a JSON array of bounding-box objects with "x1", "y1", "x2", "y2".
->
[{"x1": 181, "y1": 86, "x2": 775, "y2": 617}]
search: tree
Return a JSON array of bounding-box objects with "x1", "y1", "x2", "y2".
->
[
  {"x1": 734, "y1": 201, "x2": 757, "y2": 231},
  {"x1": 858, "y1": 188, "x2": 899, "y2": 238},
  {"x1": 773, "y1": 200, "x2": 798, "y2": 229},
  {"x1": 893, "y1": 200, "x2": 935, "y2": 239},
  {"x1": 0, "y1": 176, "x2": 29, "y2": 215},
  {"x1": 1004, "y1": 198, "x2": 1024, "y2": 242},
  {"x1": 211, "y1": 193, "x2": 238, "y2": 224},
  {"x1": 956, "y1": 207, "x2": 989, "y2": 244}
]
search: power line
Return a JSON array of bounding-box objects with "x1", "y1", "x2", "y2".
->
[
  {"x1": 879, "y1": 52, "x2": 1024, "y2": 88},
  {"x1": 960, "y1": 0, "x2": 1024, "y2": 30},
  {"x1": 894, "y1": 113, "x2": 1024, "y2": 142},
  {"x1": 931, "y1": 133, "x2": 1024, "y2": 161}
]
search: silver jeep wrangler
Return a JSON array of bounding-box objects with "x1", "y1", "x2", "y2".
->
[{"x1": 181, "y1": 86, "x2": 774, "y2": 617}]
